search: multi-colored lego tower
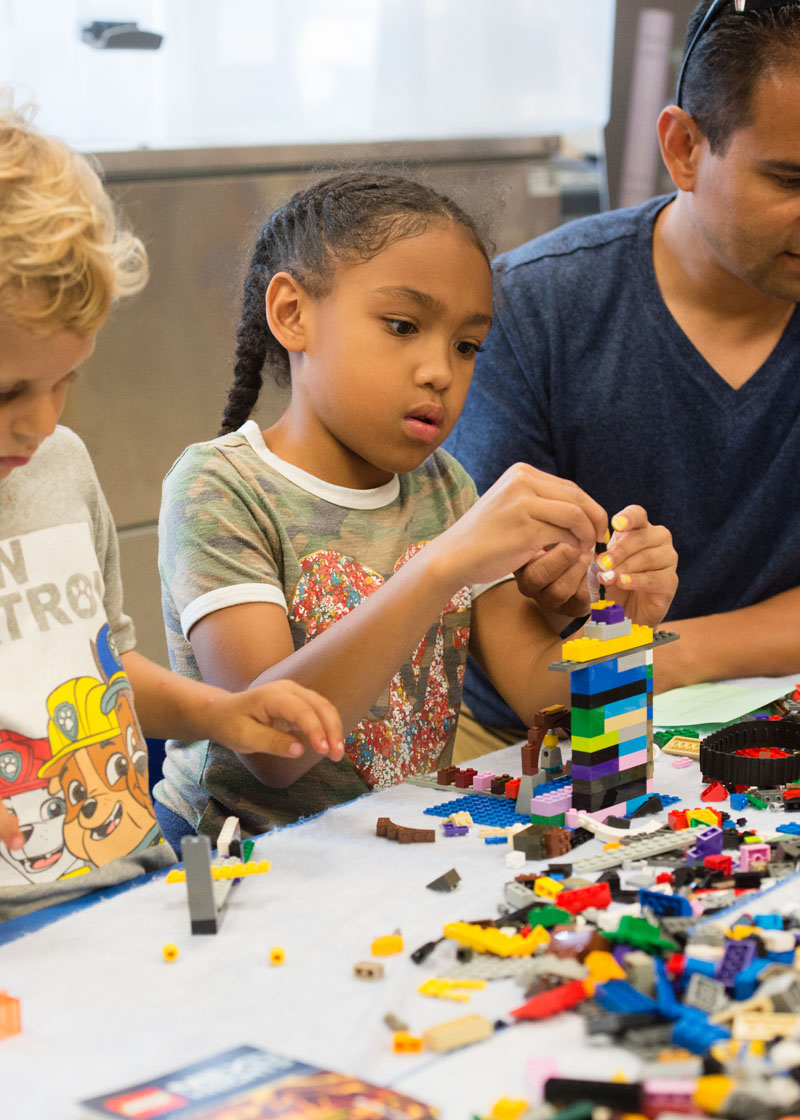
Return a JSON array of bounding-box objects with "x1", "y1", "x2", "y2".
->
[{"x1": 546, "y1": 601, "x2": 678, "y2": 818}]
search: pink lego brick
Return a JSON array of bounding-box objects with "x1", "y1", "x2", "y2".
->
[
  {"x1": 530, "y1": 787, "x2": 572, "y2": 816},
  {"x1": 565, "y1": 808, "x2": 579, "y2": 828},
  {"x1": 739, "y1": 842, "x2": 771, "y2": 872},
  {"x1": 646, "y1": 778, "x2": 654, "y2": 793},
  {"x1": 472, "y1": 772, "x2": 494, "y2": 792},
  {"x1": 617, "y1": 748, "x2": 648, "y2": 770}
]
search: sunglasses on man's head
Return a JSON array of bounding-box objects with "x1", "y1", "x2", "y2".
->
[{"x1": 675, "y1": 0, "x2": 800, "y2": 107}]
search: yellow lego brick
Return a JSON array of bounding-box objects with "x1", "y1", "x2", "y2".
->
[
  {"x1": 489, "y1": 1099, "x2": 529, "y2": 1120},
  {"x1": 732, "y1": 1011, "x2": 800, "y2": 1041},
  {"x1": 686, "y1": 808, "x2": 719, "y2": 827},
  {"x1": 443, "y1": 921, "x2": 542, "y2": 958},
  {"x1": 525, "y1": 926, "x2": 553, "y2": 951},
  {"x1": 693, "y1": 1075, "x2": 734, "y2": 1113},
  {"x1": 165, "y1": 869, "x2": 186, "y2": 884},
  {"x1": 533, "y1": 875, "x2": 564, "y2": 899},
  {"x1": 418, "y1": 978, "x2": 487, "y2": 1002},
  {"x1": 584, "y1": 950, "x2": 626, "y2": 984},
  {"x1": 662, "y1": 736, "x2": 701, "y2": 758},
  {"x1": 372, "y1": 934, "x2": 404, "y2": 956},
  {"x1": 743, "y1": 834, "x2": 764, "y2": 844},
  {"x1": 561, "y1": 624, "x2": 654, "y2": 663}
]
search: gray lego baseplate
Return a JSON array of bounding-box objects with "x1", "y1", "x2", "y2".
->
[{"x1": 548, "y1": 628, "x2": 680, "y2": 672}]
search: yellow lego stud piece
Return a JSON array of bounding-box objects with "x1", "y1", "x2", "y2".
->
[
  {"x1": 393, "y1": 1031, "x2": 423, "y2": 1054},
  {"x1": 694, "y1": 1074, "x2": 734, "y2": 1114},
  {"x1": 533, "y1": 875, "x2": 564, "y2": 899},
  {"x1": 489, "y1": 1099, "x2": 529, "y2": 1120},
  {"x1": 372, "y1": 934, "x2": 404, "y2": 956},
  {"x1": 162, "y1": 942, "x2": 179, "y2": 963},
  {"x1": 269, "y1": 946, "x2": 285, "y2": 966},
  {"x1": 418, "y1": 978, "x2": 487, "y2": 1002}
]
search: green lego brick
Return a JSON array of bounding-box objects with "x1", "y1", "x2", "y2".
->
[
  {"x1": 531, "y1": 812, "x2": 565, "y2": 826},
  {"x1": 570, "y1": 706, "x2": 607, "y2": 737},
  {"x1": 527, "y1": 904, "x2": 572, "y2": 928},
  {"x1": 571, "y1": 730, "x2": 620, "y2": 753}
]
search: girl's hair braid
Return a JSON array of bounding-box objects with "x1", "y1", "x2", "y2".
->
[{"x1": 219, "y1": 169, "x2": 489, "y2": 436}]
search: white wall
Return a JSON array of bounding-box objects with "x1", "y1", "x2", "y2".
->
[{"x1": 0, "y1": 0, "x2": 615, "y2": 151}]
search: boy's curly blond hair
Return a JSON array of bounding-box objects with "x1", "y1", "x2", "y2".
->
[{"x1": 0, "y1": 99, "x2": 148, "y2": 335}]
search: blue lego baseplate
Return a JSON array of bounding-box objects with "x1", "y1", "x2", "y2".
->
[{"x1": 423, "y1": 793, "x2": 532, "y2": 828}]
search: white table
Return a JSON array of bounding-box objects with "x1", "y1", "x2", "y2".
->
[{"x1": 1, "y1": 741, "x2": 796, "y2": 1120}]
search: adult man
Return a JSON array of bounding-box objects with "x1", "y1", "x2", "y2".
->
[{"x1": 447, "y1": 0, "x2": 800, "y2": 751}]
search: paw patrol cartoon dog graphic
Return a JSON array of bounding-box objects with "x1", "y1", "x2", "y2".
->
[
  {"x1": 38, "y1": 676, "x2": 159, "y2": 868},
  {"x1": 0, "y1": 730, "x2": 84, "y2": 884}
]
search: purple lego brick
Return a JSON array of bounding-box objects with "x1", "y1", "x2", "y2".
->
[
  {"x1": 571, "y1": 758, "x2": 619, "y2": 781},
  {"x1": 694, "y1": 827, "x2": 723, "y2": 858},
  {"x1": 442, "y1": 822, "x2": 469, "y2": 837}
]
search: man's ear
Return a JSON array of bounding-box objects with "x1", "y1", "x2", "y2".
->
[
  {"x1": 657, "y1": 105, "x2": 706, "y2": 192},
  {"x1": 266, "y1": 272, "x2": 311, "y2": 354}
]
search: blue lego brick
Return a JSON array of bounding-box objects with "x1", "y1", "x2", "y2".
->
[
  {"x1": 484, "y1": 835, "x2": 508, "y2": 845},
  {"x1": 777, "y1": 822, "x2": 800, "y2": 835},
  {"x1": 734, "y1": 959, "x2": 771, "y2": 1000},
  {"x1": 536, "y1": 776, "x2": 572, "y2": 794},
  {"x1": 604, "y1": 693, "x2": 648, "y2": 719},
  {"x1": 593, "y1": 981, "x2": 661, "y2": 1015},
  {"x1": 754, "y1": 914, "x2": 783, "y2": 930},
  {"x1": 571, "y1": 661, "x2": 648, "y2": 693},
  {"x1": 672, "y1": 1009, "x2": 730, "y2": 1055},
  {"x1": 639, "y1": 888, "x2": 692, "y2": 917},
  {"x1": 658, "y1": 794, "x2": 680, "y2": 809},
  {"x1": 729, "y1": 793, "x2": 749, "y2": 811},
  {"x1": 422, "y1": 794, "x2": 531, "y2": 828},
  {"x1": 618, "y1": 735, "x2": 648, "y2": 757},
  {"x1": 654, "y1": 958, "x2": 683, "y2": 1020},
  {"x1": 682, "y1": 958, "x2": 716, "y2": 982}
]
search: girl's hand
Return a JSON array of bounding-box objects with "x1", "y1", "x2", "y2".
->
[
  {"x1": 0, "y1": 801, "x2": 25, "y2": 853},
  {"x1": 431, "y1": 463, "x2": 608, "y2": 591},
  {"x1": 206, "y1": 680, "x2": 345, "y2": 762},
  {"x1": 592, "y1": 505, "x2": 678, "y2": 627}
]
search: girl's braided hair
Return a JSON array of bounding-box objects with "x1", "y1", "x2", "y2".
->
[{"x1": 219, "y1": 170, "x2": 489, "y2": 435}]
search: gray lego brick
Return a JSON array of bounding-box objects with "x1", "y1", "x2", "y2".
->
[{"x1": 572, "y1": 826, "x2": 705, "y2": 873}]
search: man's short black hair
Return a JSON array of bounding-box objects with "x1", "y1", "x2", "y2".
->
[{"x1": 681, "y1": 0, "x2": 800, "y2": 152}]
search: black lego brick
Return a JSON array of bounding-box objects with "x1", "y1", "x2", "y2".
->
[{"x1": 570, "y1": 677, "x2": 650, "y2": 710}]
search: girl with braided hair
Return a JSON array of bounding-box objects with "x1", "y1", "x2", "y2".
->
[{"x1": 155, "y1": 170, "x2": 678, "y2": 841}]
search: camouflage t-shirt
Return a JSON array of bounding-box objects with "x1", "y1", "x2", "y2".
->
[{"x1": 156, "y1": 421, "x2": 480, "y2": 837}]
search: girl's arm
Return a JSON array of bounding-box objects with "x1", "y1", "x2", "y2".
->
[{"x1": 188, "y1": 463, "x2": 609, "y2": 787}]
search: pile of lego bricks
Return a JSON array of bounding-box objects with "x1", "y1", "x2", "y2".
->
[{"x1": 409, "y1": 812, "x2": 800, "y2": 1120}]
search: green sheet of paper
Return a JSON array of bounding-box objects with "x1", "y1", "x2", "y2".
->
[{"x1": 653, "y1": 675, "x2": 799, "y2": 728}]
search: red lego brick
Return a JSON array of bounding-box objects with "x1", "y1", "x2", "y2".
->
[
  {"x1": 704, "y1": 854, "x2": 733, "y2": 875},
  {"x1": 668, "y1": 809, "x2": 689, "y2": 830},
  {"x1": 510, "y1": 979, "x2": 588, "y2": 1020},
  {"x1": 505, "y1": 778, "x2": 521, "y2": 799},
  {"x1": 557, "y1": 881, "x2": 612, "y2": 915},
  {"x1": 665, "y1": 953, "x2": 685, "y2": 979},
  {"x1": 701, "y1": 781, "x2": 728, "y2": 802},
  {"x1": 655, "y1": 872, "x2": 674, "y2": 885}
]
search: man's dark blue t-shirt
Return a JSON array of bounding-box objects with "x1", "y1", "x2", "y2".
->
[{"x1": 446, "y1": 195, "x2": 800, "y2": 731}]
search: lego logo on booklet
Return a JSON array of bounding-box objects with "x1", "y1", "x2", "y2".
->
[{"x1": 99, "y1": 1087, "x2": 190, "y2": 1118}]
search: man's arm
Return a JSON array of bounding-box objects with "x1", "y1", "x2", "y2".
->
[
  {"x1": 468, "y1": 581, "x2": 569, "y2": 727},
  {"x1": 654, "y1": 585, "x2": 800, "y2": 692}
]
